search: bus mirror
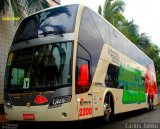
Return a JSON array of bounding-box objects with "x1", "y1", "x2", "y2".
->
[{"x1": 77, "y1": 64, "x2": 89, "y2": 87}]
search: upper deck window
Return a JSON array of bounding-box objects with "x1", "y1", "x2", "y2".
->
[{"x1": 13, "y1": 5, "x2": 78, "y2": 44}]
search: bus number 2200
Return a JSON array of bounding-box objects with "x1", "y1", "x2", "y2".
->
[{"x1": 79, "y1": 107, "x2": 92, "y2": 116}]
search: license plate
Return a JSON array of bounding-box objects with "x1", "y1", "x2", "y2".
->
[{"x1": 23, "y1": 114, "x2": 35, "y2": 120}]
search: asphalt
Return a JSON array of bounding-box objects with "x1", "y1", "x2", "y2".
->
[{"x1": 0, "y1": 114, "x2": 6, "y2": 122}]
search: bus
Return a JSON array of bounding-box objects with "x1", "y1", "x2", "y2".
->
[{"x1": 4, "y1": 4, "x2": 158, "y2": 122}]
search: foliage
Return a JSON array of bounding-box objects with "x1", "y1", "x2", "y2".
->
[
  {"x1": 103, "y1": 0, "x2": 126, "y2": 27},
  {"x1": 0, "y1": 0, "x2": 55, "y2": 26},
  {"x1": 117, "y1": 19, "x2": 139, "y2": 43},
  {"x1": 0, "y1": 0, "x2": 9, "y2": 15}
]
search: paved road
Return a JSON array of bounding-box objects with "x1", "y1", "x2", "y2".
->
[{"x1": 1, "y1": 106, "x2": 160, "y2": 129}]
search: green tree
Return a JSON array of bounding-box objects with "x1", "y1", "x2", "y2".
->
[
  {"x1": 136, "y1": 33, "x2": 151, "y2": 49},
  {"x1": 0, "y1": 0, "x2": 54, "y2": 25},
  {"x1": 0, "y1": 0, "x2": 9, "y2": 14},
  {"x1": 102, "y1": 0, "x2": 139, "y2": 43},
  {"x1": 103, "y1": 0, "x2": 126, "y2": 27},
  {"x1": 11, "y1": 0, "x2": 52, "y2": 25},
  {"x1": 118, "y1": 19, "x2": 139, "y2": 43}
]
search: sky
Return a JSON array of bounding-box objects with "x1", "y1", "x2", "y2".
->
[
  {"x1": 123, "y1": 0, "x2": 160, "y2": 47},
  {"x1": 61, "y1": 0, "x2": 160, "y2": 47}
]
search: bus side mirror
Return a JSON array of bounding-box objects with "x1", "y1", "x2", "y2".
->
[{"x1": 77, "y1": 64, "x2": 89, "y2": 87}]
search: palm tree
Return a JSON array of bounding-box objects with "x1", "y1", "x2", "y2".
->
[
  {"x1": 103, "y1": 0, "x2": 126, "y2": 27},
  {"x1": 0, "y1": 0, "x2": 9, "y2": 15},
  {"x1": 1, "y1": 0, "x2": 58, "y2": 26},
  {"x1": 1, "y1": 0, "x2": 60, "y2": 18},
  {"x1": 118, "y1": 19, "x2": 139, "y2": 43},
  {"x1": 101, "y1": 0, "x2": 139, "y2": 43},
  {"x1": 136, "y1": 33, "x2": 151, "y2": 49},
  {"x1": 10, "y1": 0, "x2": 53, "y2": 25}
]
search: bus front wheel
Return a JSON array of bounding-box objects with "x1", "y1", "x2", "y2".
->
[{"x1": 103, "y1": 94, "x2": 114, "y2": 122}]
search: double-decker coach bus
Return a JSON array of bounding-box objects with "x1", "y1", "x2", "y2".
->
[{"x1": 4, "y1": 4, "x2": 158, "y2": 122}]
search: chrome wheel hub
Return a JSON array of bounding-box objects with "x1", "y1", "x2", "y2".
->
[{"x1": 104, "y1": 103, "x2": 112, "y2": 119}]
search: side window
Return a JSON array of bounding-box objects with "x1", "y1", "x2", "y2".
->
[
  {"x1": 76, "y1": 44, "x2": 91, "y2": 94},
  {"x1": 77, "y1": 58, "x2": 89, "y2": 71},
  {"x1": 105, "y1": 64, "x2": 119, "y2": 88}
]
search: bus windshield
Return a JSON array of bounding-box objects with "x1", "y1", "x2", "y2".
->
[
  {"x1": 13, "y1": 5, "x2": 78, "y2": 44},
  {"x1": 5, "y1": 41, "x2": 72, "y2": 92}
]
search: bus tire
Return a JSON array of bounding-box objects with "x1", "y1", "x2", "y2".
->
[{"x1": 103, "y1": 93, "x2": 114, "y2": 122}]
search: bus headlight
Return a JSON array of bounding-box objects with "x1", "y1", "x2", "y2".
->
[
  {"x1": 5, "y1": 101, "x2": 12, "y2": 109},
  {"x1": 48, "y1": 96, "x2": 72, "y2": 109}
]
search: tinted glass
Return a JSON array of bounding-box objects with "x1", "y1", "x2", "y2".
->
[
  {"x1": 89, "y1": 10, "x2": 110, "y2": 45},
  {"x1": 78, "y1": 7, "x2": 104, "y2": 78},
  {"x1": 5, "y1": 42, "x2": 73, "y2": 91},
  {"x1": 76, "y1": 44, "x2": 91, "y2": 94},
  {"x1": 13, "y1": 5, "x2": 78, "y2": 44},
  {"x1": 105, "y1": 64, "x2": 119, "y2": 88}
]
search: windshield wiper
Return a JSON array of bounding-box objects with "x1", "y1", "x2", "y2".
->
[
  {"x1": 39, "y1": 25, "x2": 66, "y2": 37},
  {"x1": 39, "y1": 30, "x2": 65, "y2": 37}
]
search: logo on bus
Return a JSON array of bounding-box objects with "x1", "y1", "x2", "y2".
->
[
  {"x1": 34, "y1": 95, "x2": 48, "y2": 104},
  {"x1": 80, "y1": 101, "x2": 91, "y2": 106},
  {"x1": 108, "y1": 48, "x2": 120, "y2": 64}
]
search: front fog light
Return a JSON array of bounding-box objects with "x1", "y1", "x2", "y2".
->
[
  {"x1": 48, "y1": 96, "x2": 72, "y2": 109},
  {"x1": 62, "y1": 112, "x2": 67, "y2": 117}
]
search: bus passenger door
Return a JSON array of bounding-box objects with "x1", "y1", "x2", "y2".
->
[{"x1": 76, "y1": 58, "x2": 93, "y2": 120}]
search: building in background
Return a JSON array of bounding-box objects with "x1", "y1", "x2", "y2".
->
[
  {"x1": 0, "y1": 1, "x2": 15, "y2": 106},
  {"x1": 0, "y1": 0, "x2": 61, "y2": 109}
]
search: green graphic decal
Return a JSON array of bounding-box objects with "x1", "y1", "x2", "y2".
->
[{"x1": 118, "y1": 64, "x2": 146, "y2": 104}]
